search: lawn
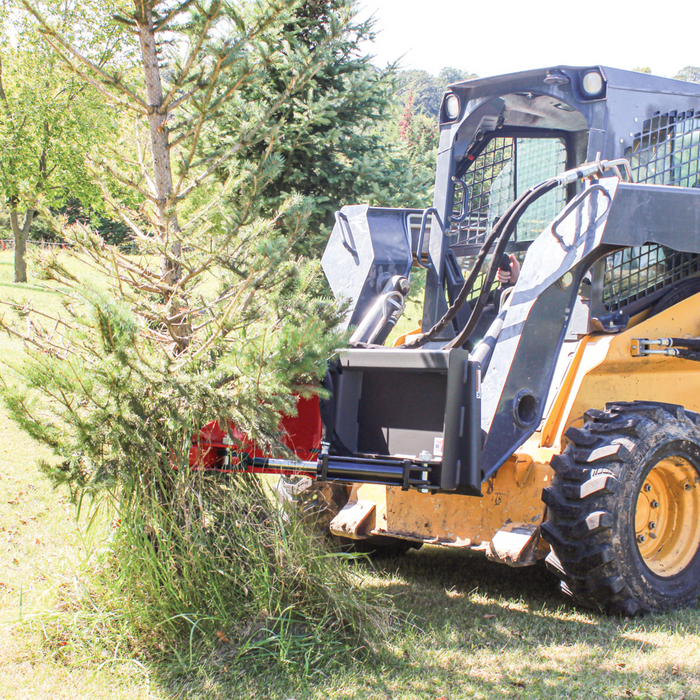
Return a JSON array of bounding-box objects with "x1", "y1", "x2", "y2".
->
[{"x1": 1, "y1": 249, "x2": 699, "y2": 699}]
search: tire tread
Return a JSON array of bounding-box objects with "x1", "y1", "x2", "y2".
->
[{"x1": 542, "y1": 401, "x2": 700, "y2": 615}]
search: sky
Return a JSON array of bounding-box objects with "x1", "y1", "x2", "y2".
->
[{"x1": 355, "y1": 0, "x2": 700, "y2": 80}]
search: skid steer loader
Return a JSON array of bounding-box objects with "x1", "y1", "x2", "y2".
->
[{"x1": 193, "y1": 66, "x2": 700, "y2": 615}]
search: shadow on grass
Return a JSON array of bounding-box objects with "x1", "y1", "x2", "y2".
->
[{"x1": 148, "y1": 546, "x2": 700, "y2": 699}]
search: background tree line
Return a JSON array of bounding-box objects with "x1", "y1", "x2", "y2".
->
[
  {"x1": 5, "y1": 52, "x2": 700, "y2": 278},
  {"x1": 3, "y1": 0, "x2": 700, "y2": 282},
  {"x1": 0, "y1": 0, "x2": 477, "y2": 275}
]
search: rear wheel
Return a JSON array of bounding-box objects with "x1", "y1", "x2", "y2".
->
[{"x1": 542, "y1": 401, "x2": 700, "y2": 614}]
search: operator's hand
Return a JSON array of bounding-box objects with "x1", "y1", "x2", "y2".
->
[{"x1": 496, "y1": 254, "x2": 520, "y2": 285}]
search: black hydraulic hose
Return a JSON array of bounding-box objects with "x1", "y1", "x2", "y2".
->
[
  {"x1": 445, "y1": 178, "x2": 559, "y2": 350},
  {"x1": 400, "y1": 157, "x2": 626, "y2": 351},
  {"x1": 401, "y1": 183, "x2": 549, "y2": 349},
  {"x1": 666, "y1": 337, "x2": 700, "y2": 351},
  {"x1": 675, "y1": 349, "x2": 700, "y2": 363}
]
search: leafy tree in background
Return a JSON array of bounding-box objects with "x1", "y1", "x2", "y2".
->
[
  {"x1": 396, "y1": 66, "x2": 477, "y2": 118},
  {"x1": 636, "y1": 66, "x2": 700, "y2": 82},
  {"x1": 397, "y1": 88, "x2": 438, "y2": 155},
  {"x1": 675, "y1": 66, "x2": 700, "y2": 83},
  {"x1": 438, "y1": 66, "x2": 478, "y2": 88},
  {"x1": 0, "y1": 3, "x2": 118, "y2": 281},
  {"x1": 396, "y1": 69, "x2": 442, "y2": 118},
  {"x1": 379, "y1": 66, "x2": 476, "y2": 200}
]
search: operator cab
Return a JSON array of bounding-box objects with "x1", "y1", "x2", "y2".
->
[
  {"x1": 324, "y1": 66, "x2": 700, "y2": 353},
  {"x1": 427, "y1": 66, "x2": 700, "y2": 342},
  {"x1": 442, "y1": 93, "x2": 586, "y2": 257},
  {"x1": 413, "y1": 69, "x2": 596, "y2": 345}
]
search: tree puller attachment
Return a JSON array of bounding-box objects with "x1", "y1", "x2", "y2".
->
[{"x1": 193, "y1": 66, "x2": 700, "y2": 614}]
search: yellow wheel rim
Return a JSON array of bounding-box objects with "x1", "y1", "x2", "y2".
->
[{"x1": 635, "y1": 457, "x2": 700, "y2": 577}]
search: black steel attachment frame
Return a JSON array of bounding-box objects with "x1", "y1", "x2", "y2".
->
[{"x1": 316, "y1": 348, "x2": 483, "y2": 495}]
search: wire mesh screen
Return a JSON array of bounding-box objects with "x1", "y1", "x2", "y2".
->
[
  {"x1": 602, "y1": 110, "x2": 700, "y2": 312},
  {"x1": 449, "y1": 137, "x2": 567, "y2": 251},
  {"x1": 603, "y1": 245, "x2": 700, "y2": 312},
  {"x1": 625, "y1": 110, "x2": 700, "y2": 187}
]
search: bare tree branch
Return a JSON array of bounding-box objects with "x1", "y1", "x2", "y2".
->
[
  {"x1": 93, "y1": 157, "x2": 161, "y2": 204},
  {"x1": 159, "y1": 5, "x2": 218, "y2": 111},
  {"x1": 38, "y1": 34, "x2": 147, "y2": 114}
]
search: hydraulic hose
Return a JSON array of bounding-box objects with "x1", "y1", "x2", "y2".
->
[
  {"x1": 402, "y1": 190, "x2": 531, "y2": 348},
  {"x1": 401, "y1": 156, "x2": 628, "y2": 351},
  {"x1": 660, "y1": 337, "x2": 700, "y2": 351},
  {"x1": 446, "y1": 179, "x2": 559, "y2": 349},
  {"x1": 402, "y1": 178, "x2": 557, "y2": 349},
  {"x1": 640, "y1": 337, "x2": 700, "y2": 363},
  {"x1": 676, "y1": 349, "x2": 700, "y2": 362}
]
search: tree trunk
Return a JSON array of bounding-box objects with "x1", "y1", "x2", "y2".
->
[
  {"x1": 9, "y1": 206, "x2": 34, "y2": 284},
  {"x1": 135, "y1": 3, "x2": 181, "y2": 290}
]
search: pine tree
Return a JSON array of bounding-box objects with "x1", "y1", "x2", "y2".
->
[
  {"x1": 203, "y1": 0, "x2": 434, "y2": 256},
  {"x1": 0, "y1": 0, "x2": 389, "y2": 659}
]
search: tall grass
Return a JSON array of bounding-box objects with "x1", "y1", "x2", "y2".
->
[{"x1": 90, "y1": 469, "x2": 391, "y2": 670}]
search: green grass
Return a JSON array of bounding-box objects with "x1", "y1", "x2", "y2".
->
[{"x1": 1, "y1": 249, "x2": 700, "y2": 699}]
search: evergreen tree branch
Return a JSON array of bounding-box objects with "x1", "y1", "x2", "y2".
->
[
  {"x1": 21, "y1": 1, "x2": 149, "y2": 111},
  {"x1": 152, "y1": 0, "x2": 198, "y2": 30},
  {"x1": 93, "y1": 157, "x2": 161, "y2": 204},
  {"x1": 94, "y1": 177, "x2": 151, "y2": 241},
  {"x1": 159, "y1": 9, "x2": 219, "y2": 112},
  {"x1": 37, "y1": 34, "x2": 147, "y2": 113}
]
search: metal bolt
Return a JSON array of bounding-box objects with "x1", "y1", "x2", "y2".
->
[
  {"x1": 644, "y1": 484, "x2": 652, "y2": 492},
  {"x1": 637, "y1": 534, "x2": 646, "y2": 543},
  {"x1": 651, "y1": 500, "x2": 659, "y2": 509},
  {"x1": 685, "y1": 483, "x2": 693, "y2": 491},
  {"x1": 648, "y1": 521, "x2": 656, "y2": 529}
]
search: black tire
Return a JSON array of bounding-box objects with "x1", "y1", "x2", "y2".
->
[{"x1": 541, "y1": 401, "x2": 700, "y2": 615}]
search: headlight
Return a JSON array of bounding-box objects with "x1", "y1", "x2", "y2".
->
[
  {"x1": 445, "y1": 93, "x2": 460, "y2": 120},
  {"x1": 582, "y1": 70, "x2": 605, "y2": 97}
]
